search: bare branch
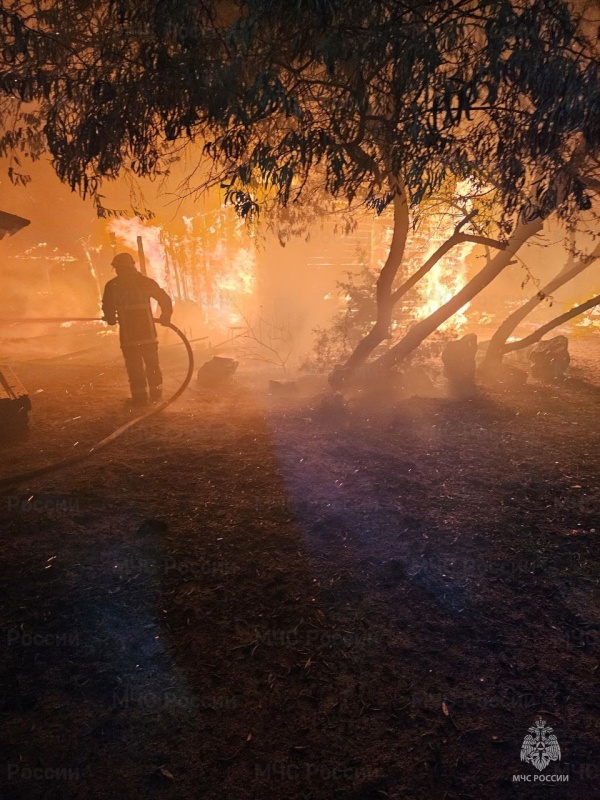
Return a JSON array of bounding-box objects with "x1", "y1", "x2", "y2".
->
[
  {"x1": 459, "y1": 234, "x2": 507, "y2": 249},
  {"x1": 390, "y1": 221, "x2": 505, "y2": 305},
  {"x1": 504, "y1": 295, "x2": 600, "y2": 352},
  {"x1": 454, "y1": 209, "x2": 478, "y2": 234}
]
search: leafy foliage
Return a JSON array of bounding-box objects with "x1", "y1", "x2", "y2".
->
[
  {"x1": 308, "y1": 266, "x2": 381, "y2": 369},
  {"x1": 0, "y1": 0, "x2": 599, "y2": 234}
]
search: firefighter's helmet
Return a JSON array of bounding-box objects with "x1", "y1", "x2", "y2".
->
[{"x1": 111, "y1": 252, "x2": 136, "y2": 271}]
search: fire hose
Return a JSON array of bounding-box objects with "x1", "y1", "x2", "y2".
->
[{"x1": 0, "y1": 318, "x2": 194, "y2": 488}]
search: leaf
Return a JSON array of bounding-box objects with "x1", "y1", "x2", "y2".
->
[{"x1": 150, "y1": 766, "x2": 174, "y2": 782}]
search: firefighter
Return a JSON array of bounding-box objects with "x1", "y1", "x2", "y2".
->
[{"x1": 102, "y1": 252, "x2": 173, "y2": 407}]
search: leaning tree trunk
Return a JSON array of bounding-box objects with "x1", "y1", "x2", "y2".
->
[
  {"x1": 386, "y1": 210, "x2": 504, "y2": 306},
  {"x1": 336, "y1": 205, "x2": 503, "y2": 384},
  {"x1": 482, "y1": 240, "x2": 600, "y2": 368},
  {"x1": 503, "y1": 293, "x2": 600, "y2": 353},
  {"x1": 374, "y1": 215, "x2": 545, "y2": 371},
  {"x1": 340, "y1": 183, "x2": 410, "y2": 374}
]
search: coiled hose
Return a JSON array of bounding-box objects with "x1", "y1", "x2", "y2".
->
[{"x1": 0, "y1": 320, "x2": 194, "y2": 489}]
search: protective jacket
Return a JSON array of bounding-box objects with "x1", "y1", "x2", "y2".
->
[{"x1": 102, "y1": 270, "x2": 173, "y2": 346}]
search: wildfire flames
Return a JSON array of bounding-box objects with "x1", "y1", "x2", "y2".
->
[
  {"x1": 374, "y1": 208, "x2": 474, "y2": 335},
  {"x1": 410, "y1": 214, "x2": 474, "y2": 331},
  {"x1": 109, "y1": 211, "x2": 257, "y2": 330}
]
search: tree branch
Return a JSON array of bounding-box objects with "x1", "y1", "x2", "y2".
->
[
  {"x1": 503, "y1": 295, "x2": 600, "y2": 353},
  {"x1": 577, "y1": 174, "x2": 600, "y2": 193},
  {"x1": 455, "y1": 208, "x2": 478, "y2": 233},
  {"x1": 460, "y1": 234, "x2": 506, "y2": 249},
  {"x1": 389, "y1": 218, "x2": 505, "y2": 305}
]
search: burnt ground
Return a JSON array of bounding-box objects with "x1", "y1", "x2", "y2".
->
[{"x1": 0, "y1": 336, "x2": 599, "y2": 800}]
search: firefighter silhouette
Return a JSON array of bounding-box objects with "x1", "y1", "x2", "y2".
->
[{"x1": 102, "y1": 252, "x2": 173, "y2": 407}]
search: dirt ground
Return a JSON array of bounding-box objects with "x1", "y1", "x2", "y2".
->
[{"x1": 0, "y1": 335, "x2": 599, "y2": 800}]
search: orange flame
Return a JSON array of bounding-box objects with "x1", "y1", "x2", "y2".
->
[
  {"x1": 108, "y1": 211, "x2": 256, "y2": 330},
  {"x1": 411, "y1": 217, "x2": 474, "y2": 330}
]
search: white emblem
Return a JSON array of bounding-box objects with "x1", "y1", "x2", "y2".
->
[{"x1": 520, "y1": 718, "x2": 561, "y2": 771}]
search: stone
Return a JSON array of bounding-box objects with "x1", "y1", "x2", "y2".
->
[
  {"x1": 196, "y1": 356, "x2": 238, "y2": 388},
  {"x1": 442, "y1": 333, "x2": 478, "y2": 392},
  {"x1": 529, "y1": 335, "x2": 570, "y2": 382}
]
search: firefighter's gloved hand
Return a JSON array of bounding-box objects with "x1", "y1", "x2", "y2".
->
[{"x1": 158, "y1": 315, "x2": 172, "y2": 326}]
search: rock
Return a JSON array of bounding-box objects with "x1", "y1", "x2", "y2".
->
[
  {"x1": 196, "y1": 357, "x2": 238, "y2": 389},
  {"x1": 330, "y1": 363, "x2": 435, "y2": 402},
  {"x1": 529, "y1": 335, "x2": 570, "y2": 382},
  {"x1": 442, "y1": 333, "x2": 478, "y2": 392},
  {"x1": 479, "y1": 346, "x2": 530, "y2": 386}
]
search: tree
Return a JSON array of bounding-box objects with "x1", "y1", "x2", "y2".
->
[
  {"x1": 503, "y1": 293, "x2": 600, "y2": 352},
  {"x1": 208, "y1": 0, "x2": 600, "y2": 380},
  {"x1": 375, "y1": 207, "x2": 549, "y2": 369},
  {"x1": 2, "y1": 0, "x2": 600, "y2": 381},
  {"x1": 204, "y1": 0, "x2": 600, "y2": 379},
  {"x1": 481, "y1": 236, "x2": 600, "y2": 370}
]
